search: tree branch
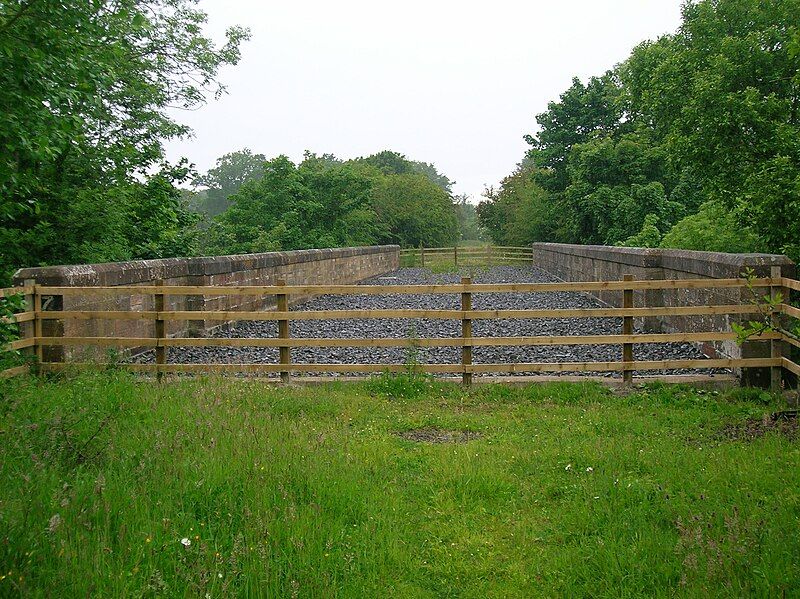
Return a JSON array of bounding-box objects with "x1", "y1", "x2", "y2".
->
[{"x1": 0, "y1": 0, "x2": 42, "y2": 34}]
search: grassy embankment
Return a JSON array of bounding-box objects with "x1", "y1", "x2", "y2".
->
[{"x1": 0, "y1": 373, "x2": 798, "y2": 597}]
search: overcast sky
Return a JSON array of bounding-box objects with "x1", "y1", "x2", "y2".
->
[{"x1": 165, "y1": 0, "x2": 684, "y2": 201}]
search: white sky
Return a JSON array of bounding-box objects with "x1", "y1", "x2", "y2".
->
[{"x1": 165, "y1": 0, "x2": 684, "y2": 201}]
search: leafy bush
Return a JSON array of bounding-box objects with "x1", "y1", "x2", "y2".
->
[
  {"x1": 0, "y1": 293, "x2": 26, "y2": 371},
  {"x1": 660, "y1": 201, "x2": 760, "y2": 254},
  {"x1": 619, "y1": 213, "x2": 662, "y2": 248}
]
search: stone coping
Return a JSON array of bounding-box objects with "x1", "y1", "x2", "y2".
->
[
  {"x1": 13, "y1": 245, "x2": 400, "y2": 287},
  {"x1": 532, "y1": 243, "x2": 795, "y2": 277}
]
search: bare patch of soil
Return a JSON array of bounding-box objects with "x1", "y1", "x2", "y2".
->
[
  {"x1": 397, "y1": 428, "x2": 482, "y2": 443},
  {"x1": 718, "y1": 410, "x2": 798, "y2": 441}
]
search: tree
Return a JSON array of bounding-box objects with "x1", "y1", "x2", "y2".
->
[
  {"x1": 204, "y1": 157, "x2": 379, "y2": 254},
  {"x1": 355, "y1": 150, "x2": 455, "y2": 193},
  {"x1": 558, "y1": 134, "x2": 682, "y2": 244},
  {"x1": 0, "y1": 163, "x2": 200, "y2": 270},
  {"x1": 661, "y1": 200, "x2": 760, "y2": 253},
  {"x1": 485, "y1": 0, "x2": 799, "y2": 259},
  {"x1": 370, "y1": 173, "x2": 458, "y2": 247},
  {"x1": 203, "y1": 150, "x2": 462, "y2": 254},
  {"x1": 477, "y1": 164, "x2": 553, "y2": 246},
  {"x1": 0, "y1": 0, "x2": 249, "y2": 281},
  {"x1": 619, "y1": 214, "x2": 662, "y2": 248},
  {"x1": 524, "y1": 73, "x2": 625, "y2": 193},
  {"x1": 621, "y1": 0, "x2": 800, "y2": 258},
  {"x1": 454, "y1": 195, "x2": 483, "y2": 242},
  {"x1": 193, "y1": 149, "x2": 267, "y2": 216}
]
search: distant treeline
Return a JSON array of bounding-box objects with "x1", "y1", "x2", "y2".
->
[
  {"x1": 478, "y1": 0, "x2": 800, "y2": 261},
  {"x1": 186, "y1": 149, "x2": 482, "y2": 256}
]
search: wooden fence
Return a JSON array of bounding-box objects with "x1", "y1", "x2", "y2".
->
[
  {"x1": 2, "y1": 270, "x2": 799, "y2": 389},
  {"x1": 399, "y1": 245, "x2": 533, "y2": 267}
]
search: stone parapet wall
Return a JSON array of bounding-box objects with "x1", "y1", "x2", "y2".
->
[
  {"x1": 14, "y1": 246, "x2": 399, "y2": 359},
  {"x1": 531, "y1": 243, "x2": 795, "y2": 385}
]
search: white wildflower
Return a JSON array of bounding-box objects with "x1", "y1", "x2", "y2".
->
[
  {"x1": 47, "y1": 514, "x2": 62, "y2": 534},
  {"x1": 565, "y1": 464, "x2": 572, "y2": 471},
  {"x1": 180, "y1": 537, "x2": 191, "y2": 547}
]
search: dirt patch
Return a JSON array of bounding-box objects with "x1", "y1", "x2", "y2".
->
[
  {"x1": 397, "y1": 428, "x2": 482, "y2": 443},
  {"x1": 718, "y1": 410, "x2": 798, "y2": 441}
]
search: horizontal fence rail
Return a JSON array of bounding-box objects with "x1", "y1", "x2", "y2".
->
[
  {"x1": 36, "y1": 277, "x2": 778, "y2": 296},
  {"x1": 39, "y1": 358, "x2": 782, "y2": 375},
  {"x1": 33, "y1": 331, "x2": 781, "y2": 348},
  {"x1": 1, "y1": 273, "x2": 799, "y2": 388},
  {"x1": 34, "y1": 305, "x2": 776, "y2": 321}
]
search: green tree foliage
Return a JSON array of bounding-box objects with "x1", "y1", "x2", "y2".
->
[
  {"x1": 0, "y1": 0, "x2": 248, "y2": 204},
  {"x1": 370, "y1": 173, "x2": 458, "y2": 247},
  {"x1": 1, "y1": 163, "x2": 200, "y2": 271},
  {"x1": 0, "y1": 0, "x2": 248, "y2": 282},
  {"x1": 203, "y1": 157, "x2": 379, "y2": 254},
  {"x1": 622, "y1": 0, "x2": 800, "y2": 259},
  {"x1": 454, "y1": 196, "x2": 483, "y2": 242},
  {"x1": 192, "y1": 149, "x2": 267, "y2": 216},
  {"x1": 348, "y1": 151, "x2": 459, "y2": 246},
  {"x1": 524, "y1": 74, "x2": 625, "y2": 193},
  {"x1": 561, "y1": 136, "x2": 685, "y2": 244},
  {"x1": 660, "y1": 200, "x2": 760, "y2": 253},
  {"x1": 203, "y1": 151, "x2": 461, "y2": 253},
  {"x1": 478, "y1": 164, "x2": 554, "y2": 246},
  {"x1": 0, "y1": 292, "x2": 25, "y2": 370},
  {"x1": 481, "y1": 0, "x2": 800, "y2": 259},
  {"x1": 619, "y1": 214, "x2": 662, "y2": 248},
  {"x1": 354, "y1": 150, "x2": 455, "y2": 193}
]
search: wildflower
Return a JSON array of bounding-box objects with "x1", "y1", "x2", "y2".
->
[
  {"x1": 146, "y1": 537, "x2": 152, "y2": 544},
  {"x1": 565, "y1": 464, "x2": 572, "y2": 471},
  {"x1": 47, "y1": 514, "x2": 62, "y2": 534},
  {"x1": 586, "y1": 467, "x2": 593, "y2": 473},
  {"x1": 180, "y1": 538, "x2": 191, "y2": 547}
]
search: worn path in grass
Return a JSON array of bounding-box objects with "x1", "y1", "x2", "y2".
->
[
  {"x1": 146, "y1": 266, "x2": 720, "y2": 376},
  {"x1": 1, "y1": 374, "x2": 797, "y2": 596}
]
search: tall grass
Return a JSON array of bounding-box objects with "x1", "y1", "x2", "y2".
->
[{"x1": 0, "y1": 373, "x2": 797, "y2": 596}]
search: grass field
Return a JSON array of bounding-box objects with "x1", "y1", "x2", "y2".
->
[{"x1": 0, "y1": 373, "x2": 798, "y2": 597}]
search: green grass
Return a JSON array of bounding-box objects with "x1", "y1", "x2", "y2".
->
[{"x1": 1, "y1": 373, "x2": 798, "y2": 597}]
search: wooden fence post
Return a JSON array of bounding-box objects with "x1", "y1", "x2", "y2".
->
[
  {"x1": 24, "y1": 279, "x2": 41, "y2": 372},
  {"x1": 461, "y1": 276, "x2": 473, "y2": 386},
  {"x1": 277, "y1": 279, "x2": 290, "y2": 383},
  {"x1": 154, "y1": 280, "x2": 165, "y2": 382},
  {"x1": 771, "y1": 265, "x2": 784, "y2": 392},
  {"x1": 622, "y1": 274, "x2": 634, "y2": 384},
  {"x1": 420, "y1": 245, "x2": 425, "y2": 268},
  {"x1": 454, "y1": 245, "x2": 458, "y2": 267}
]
